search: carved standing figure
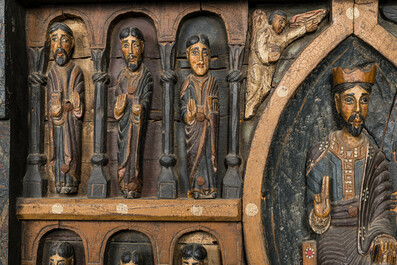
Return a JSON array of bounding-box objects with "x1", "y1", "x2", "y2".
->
[
  {"x1": 306, "y1": 65, "x2": 397, "y2": 264},
  {"x1": 114, "y1": 27, "x2": 152, "y2": 199},
  {"x1": 245, "y1": 9, "x2": 326, "y2": 119},
  {"x1": 49, "y1": 242, "x2": 75, "y2": 265},
  {"x1": 181, "y1": 244, "x2": 207, "y2": 265},
  {"x1": 119, "y1": 250, "x2": 141, "y2": 265},
  {"x1": 48, "y1": 22, "x2": 84, "y2": 194},
  {"x1": 181, "y1": 35, "x2": 219, "y2": 199}
]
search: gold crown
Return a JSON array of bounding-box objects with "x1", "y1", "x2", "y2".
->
[{"x1": 333, "y1": 65, "x2": 377, "y2": 86}]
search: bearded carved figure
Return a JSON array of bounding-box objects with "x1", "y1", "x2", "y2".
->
[
  {"x1": 180, "y1": 34, "x2": 219, "y2": 199},
  {"x1": 47, "y1": 22, "x2": 85, "y2": 194},
  {"x1": 113, "y1": 27, "x2": 153, "y2": 199},
  {"x1": 306, "y1": 65, "x2": 397, "y2": 264}
]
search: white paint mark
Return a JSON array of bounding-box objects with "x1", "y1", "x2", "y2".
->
[
  {"x1": 52, "y1": 203, "x2": 63, "y2": 214},
  {"x1": 116, "y1": 203, "x2": 128, "y2": 214},
  {"x1": 245, "y1": 203, "x2": 259, "y2": 217},
  {"x1": 346, "y1": 7, "x2": 360, "y2": 20},
  {"x1": 191, "y1": 206, "x2": 203, "y2": 216},
  {"x1": 277, "y1": 86, "x2": 289, "y2": 98}
]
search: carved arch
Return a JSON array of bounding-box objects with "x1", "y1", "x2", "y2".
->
[
  {"x1": 99, "y1": 226, "x2": 158, "y2": 265},
  {"x1": 169, "y1": 227, "x2": 225, "y2": 265},
  {"x1": 101, "y1": 8, "x2": 160, "y2": 49},
  {"x1": 243, "y1": 1, "x2": 397, "y2": 264},
  {"x1": 32, "y1": 226, "x2": 88, "y2": 265}
]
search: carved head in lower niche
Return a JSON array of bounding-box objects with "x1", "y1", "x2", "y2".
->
[
  {"x1": 119, "y1": 250, "x2": 141, "y2": 265},
  {"x1": 186, "y1": 34, "x2": 211, "y2": 77},
  {"x1": 333, "y1": 64, "x2": 376, "y2": 137},
  {"x1": 119, "y1": 27, "x2": 145, "y2": 72},
  {"x1": 49, "y1": 242, "x2": 75, "y2": 265},
  {"x1": 181, "y1": 244, "x2": 207, "y2": 265},
  {"x1": 49, "y1": 22, "x2": 74, "y2": 67},
  {"x1": 268, "y1": 10, "x2": 287, "y2": 34}
]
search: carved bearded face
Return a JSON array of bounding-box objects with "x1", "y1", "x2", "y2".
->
[
  {"x1": 49, "y1": 254, "x2": 74, "y2": 265},
  {"x1": 187, "y1": 42, "x2": 210, "y2": 77},
  {"x1": 272, "y1": 14, "x2": 287, "y2": 34},
  {"x1": 50, "y1": 29, "x2": 74, "y2": 66},
  {"x1": 182, "y1": 258, "x2": 204, "y2": 265},
  {"x1": 121, "y1": 35, "x2": 144, "y2": 72},
  {"x1": 335, "y1": 85, "x2": 370, "y2": 137}
]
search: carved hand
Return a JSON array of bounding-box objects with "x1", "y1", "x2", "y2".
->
[
  {"x1": 187, "y1": 98, "x2": 197, "y2": 123},
  {"x1": 305, "y1": 22, "x2": 318, "y2": 33},
  {"x1": 50, "y1": 94, "x2": 62, "y2": 117},
  {"x1": 114, "y1": 94, "x2": 127, "y2": 120},
  {"x1": 268, "y1": 46, "x2": 281, "y2": 63},
  {"x1": 313, "y1": 175, "x2": 331, "y2": 218},
  {"x1": 372, "y1": 236, "x2": 397, "y2": 264},
  {"x1": 71, "y1": 91, "x2": 80, "y2": 110},
  {"x1": 132, "y1": 104, "x2": 142, "y2": 116},
  {"x1": 115, "y1": 94, "x2": 127, "y2": 112}
]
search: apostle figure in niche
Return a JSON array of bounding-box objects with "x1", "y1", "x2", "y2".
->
[
  {"x1": 181, "y1": 244, "x2": 207, "y2": 265},
  {"x1": 245, "y1": 9, "x2": 326, "y2": 119},
  {"x1": 113, "y1": 27, "x2": 152, "y2": 199},
  {"x1": 306, "y1": 65, "x2": 396, "y2": 264},
  {"x1": 119, "y1": 250, "x2": 141, "y2": 265},
  {"x1": 48, "y1": 22, "x2": 84, "y2": 194},
  {"x1": 180, "y1": 35, "x2": 219, "y2": 199},
  {"x1": 49, "y1": 242, "x2": 75, "y2": 265}
]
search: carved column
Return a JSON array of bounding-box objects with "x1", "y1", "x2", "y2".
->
[
  {"x1": 223, "y1": 44, "x2": 244, "y2": 198},
  {"x1": 87, "y1": 49, "x2": 110, "y2": 198},
  {"x1": 23, "y1": 47, "x2": 48, "y2": 198},
  {"x1": 158, "y1": 42, "x2": 178, "y2": 199}
]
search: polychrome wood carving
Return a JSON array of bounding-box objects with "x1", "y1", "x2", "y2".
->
[
  {"x1": 245, "y1": 9, "x2": 326, "y2": 119},
  {"x1": 114, "y1": 27, "x2": 153, "y2": 199},
  {"x1": 47, "y1": 23, "x2": 85, "y2": 194},
  {"x1": 181, "y1": 35, "x2": 219, "y2": 199},
  {"x1": 49, "y1": 242, "x2": 75, "y2": 265},
  {"x1": 306, "y1": 65, "x2": 397, "y2": 264},
  {"x1": 181, "y1": 244, "x2": 207, "y2": 265}
]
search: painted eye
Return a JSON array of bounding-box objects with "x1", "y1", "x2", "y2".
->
[
  {"x1": 361, "y1": 97, "x2": 369, "y2": 104},
  {"x1": 123, "y1": 44, "x2": 129, "y2": 48},
  {"x1": 192, "y1": 50, "x2": 199, "y2": 55},
  {"x1": 345, "y1": 97, "x2": 353, "y2": 103}
]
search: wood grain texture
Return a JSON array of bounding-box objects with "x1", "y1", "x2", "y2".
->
[{"x1": 16, "y1": 198, "x2": 241, "y2": 221}]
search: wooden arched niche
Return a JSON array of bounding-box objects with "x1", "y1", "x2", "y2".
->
[
  {"x1": 36, "y1": 229, "x2": 86, "y2": 265},
  {"x1": 104, "y1": 230, "x2": 155, "y2": 265},
  {"x1": 261, "y1": 36, "x2": 397, "y2": 265},
  {"x1": 171, "y1": 230, "x2": 223, "y2": 265},
  {"x1": 43, "y1": 16, "x2": 93, "y2": 197},
  {"x1": 174, "y1": 12, "x2": 229, "y2": 197},
  {"x1": 106, "y1": 12, "x2": 161, "y2": 198}
]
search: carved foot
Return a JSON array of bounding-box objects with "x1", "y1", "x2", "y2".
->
[{"x1": 190, "y1": 190, "x2": 217, "y2": 199}]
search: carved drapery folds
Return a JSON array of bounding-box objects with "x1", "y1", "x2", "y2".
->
[
  {"x1": 158, "y1": 42, "x2": 178, "y2": 199},
  {"x1": 23, "y1": 47, "x2": 48, "y2": 198},
  {"x1": 88, "y1": 48, "x2": 110, "y2": 198}
]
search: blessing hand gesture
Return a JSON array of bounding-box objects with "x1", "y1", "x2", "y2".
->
[{"x1": 313, "y1": 175, "x2": 331, "y2": 218}]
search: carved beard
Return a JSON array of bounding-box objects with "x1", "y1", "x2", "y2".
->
[
  {"x1": 344, "y1": 113, "x2": 365, "y2": 137},
  {"x1": 54, "y1": 48, "x2": 70, "y2": 66},
  {"x1": 126, "y1": 54, "x2": 141, "y2": 72}
]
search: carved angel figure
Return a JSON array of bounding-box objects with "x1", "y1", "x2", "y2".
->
[{"x1": 245, "y1": 9, "x2": 326, "y2": 119}]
